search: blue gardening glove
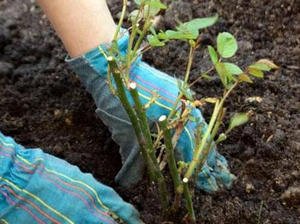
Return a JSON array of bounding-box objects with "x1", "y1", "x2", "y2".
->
[
  {"x1": 0, "y1": 132, "x2": 141, "y2": 224},
  {"x1": 67, "y1": 29, "x2": 235, "y2": 192}
]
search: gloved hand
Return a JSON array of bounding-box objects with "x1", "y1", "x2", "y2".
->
[
  {"x1": 67, "y1": 29, "x2": 235, "y2": 192},
  {"x1": 0, "y1": 132, "x2": 141, "y2": 224}
]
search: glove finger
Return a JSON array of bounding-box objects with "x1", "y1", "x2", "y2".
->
[
  {"x1": 211, "y1": 154, "x2": 236, "y2": 189},
  {"x1": 96, "y1": 108, "x2": 144, "y2": 187},
  {"x1": 196, "y1": 164, "x2": 219, "y2": 193}
]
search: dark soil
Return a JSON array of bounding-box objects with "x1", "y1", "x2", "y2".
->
[{"x1": 0, "y1": 0, "x2": 299, "y2": 223}]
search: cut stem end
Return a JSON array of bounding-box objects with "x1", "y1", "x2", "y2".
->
[
  {"x1": 159, "y1": 115, "x2": 167, "y2": 122},
  {"x1": 183, "y1": 178, "x2": 189, "y2": 183}
]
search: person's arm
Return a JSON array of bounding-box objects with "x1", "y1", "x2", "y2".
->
[{"x1": 37, "y1": 0, "x2": 116, "y2": 57}]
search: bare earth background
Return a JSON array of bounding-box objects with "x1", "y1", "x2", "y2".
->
[{"x1": 0, "y1": 0, "x2": 299, "y2": 223}]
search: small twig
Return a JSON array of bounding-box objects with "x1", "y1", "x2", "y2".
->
[
  {"x1": 189, "y1": 67, "x2": 214, "y2": 87},
  {"x1": 257, "y1": 201, "x2": 264, "y2": 224}
]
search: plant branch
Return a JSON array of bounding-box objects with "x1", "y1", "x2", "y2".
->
[
  {"x1": 126, "y1": 1, "x2": 145, "y2": 76},
  {"x1": 184, "y1": 80, "x2": 239, "y2": 180},
  {"x1": 129, "y1": 82, "x2": 170, "y2": 210},
  {"x1": 159, "y1": 115, "x2": 181, "y2": 192},
  {"x1": 184, "y1": 99, "x2": 220, "y2": 179},
  {"x1": 182, "y1": 178, "x2": 195, "y2": 223},
  {"x1": 113, "y1": 0, "x2": 128, "y2": 41},
  {"x1": 210, "y1": 107, "x2": 226, "y2": 141},
  {"x1": 184, "y1": 44, "x2": 195, "y2": 83},
  {"x1": 107, "y1": 57, "x2": 156, "y2": 181},
  {"x1": 168, "y1": 44, "x2": 196, "y2": 122}
]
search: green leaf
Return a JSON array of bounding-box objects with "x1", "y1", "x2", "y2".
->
[
  {"x1": 256, "y1": 59, "x2": 279, "y2": 69},
  {"x1": 215, "y1": 62, "x2": 233, "y2": 88},
  {"x1": 147, "y1": 35, "x2": 165, "y2": 47},
  {"x1": 248, "y1": 67, "x2": 264, "y2": 78},
  {"x1": 224, "y1": 62, "x2": 243, "y2": 75},
  {"x1": 157, "y1": 15, "x2": 218, "y2": 41},
  {"x1": 139, "y1": 0, "x2": 167, "y2": 16},
  {"x1": 129, "y1": 10, "x2": 141, "y2": 22},
  {"x1": 145, "y1": 0, "x2": 167, "y2": 9},
  {"x1": 165, "y1": 30, "x2": 195, "y2": 40},
  {"x1": 215, "y1": 62, "x2": 227, "y2": 85},
  {"x1": 238, "y1": 73, "x2": 253, "y2": 83},
  {"x1": 228, "y1": 113, "x2": 249, "y2": 132},
  {"x1": 215, "y1": 62, "x2": 234, "y2": 89},
  {"x1": 178, "y1": 15, "x2": 218, "y2": 33},
  {"x1": 149, "y1": 26, "x2": 157, "y2": 35},
  {"x1": 157, "y1": 31, "x2": 168, "y2": 39},
  {"x1": 217, "y1": 32, "x2": 238, "y2": 58},
  {"x1": 249, "y1": 63, "x2": 271, "y2": 71},
  {"x1": 176, "y1": 15, "x2": 218, "y2": 40},
  {"x1": 249, "y1": 59, "x2": 279, "y2": 73},
  {"x1": 208, "y1": 46, "x2": 218, "y2": 64}
]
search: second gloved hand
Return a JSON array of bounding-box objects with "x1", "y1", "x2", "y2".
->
[
  {"x1": 0, "y1": 132, "x2": 141, "y2": 224},
  {"x1": 67, "y1": 30, "x2": 235, "y2": 192}
]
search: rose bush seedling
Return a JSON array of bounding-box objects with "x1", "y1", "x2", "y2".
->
[{"x1": 101, "y1": 0, "x2": 278, "y2": 222}]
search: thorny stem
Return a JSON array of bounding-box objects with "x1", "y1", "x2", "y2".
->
[
  {"x1": 160, "y1": 115, "x2": 197, "y2": 213},
  {"x1": 134, "y1": 2, "x2": 151, "y2": 45},
  {"x1": 183, "y1": 178, "x2": 196, "y2": 223},
  {"x1": 210, "y1": 108, "x2": 226, "y2": 141},
  {"x1": 109, "y1": 0, "x2": 244, "y2": 220},
  {"x1": 112, "y1": 1, "x2": 171, "y2": 211},
  {"x1": 126, "y1": 1, "x2": 145, "y2": 76},
  {"x1": 184, "y1": 81, "x2": 239, "y2": 180},
  {"x1": 159, "y1": 115, "x2": 181, "y2": 192},
  {"x1": 168, "y1": 44, "x2": 195, "y2": 121},
  {"x1": 113, "y1": 0, "x2": 127, "y2": 41},
  {"x1": 107, "y1": 57, "x2": 156, "y2": 181},
  {"x1": 127, "y1": 0, "x2": 154, "y2": 76},
  {"x1": 129, "y1": 82, "x2": 170, "y2": 210},
  {"x1": 185, "y1": 99, "x2": 220, "y2": 179},
  {"x1": 132, "y1": 21, "x2": 152, "y2": 55},
  {"x1": 129, "y1": 83, "x2": 155, "y2": 160},
  {"x1": 184, "y1": 45, "x2": 195, "y2": 83},
  {"x1": 171, "y1": 104, "x2": 192, "y2": 149}
]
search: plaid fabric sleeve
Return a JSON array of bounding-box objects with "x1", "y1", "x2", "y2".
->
[{"x1": 0, "y1": 132, "x2": 141, "y2": 224}]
